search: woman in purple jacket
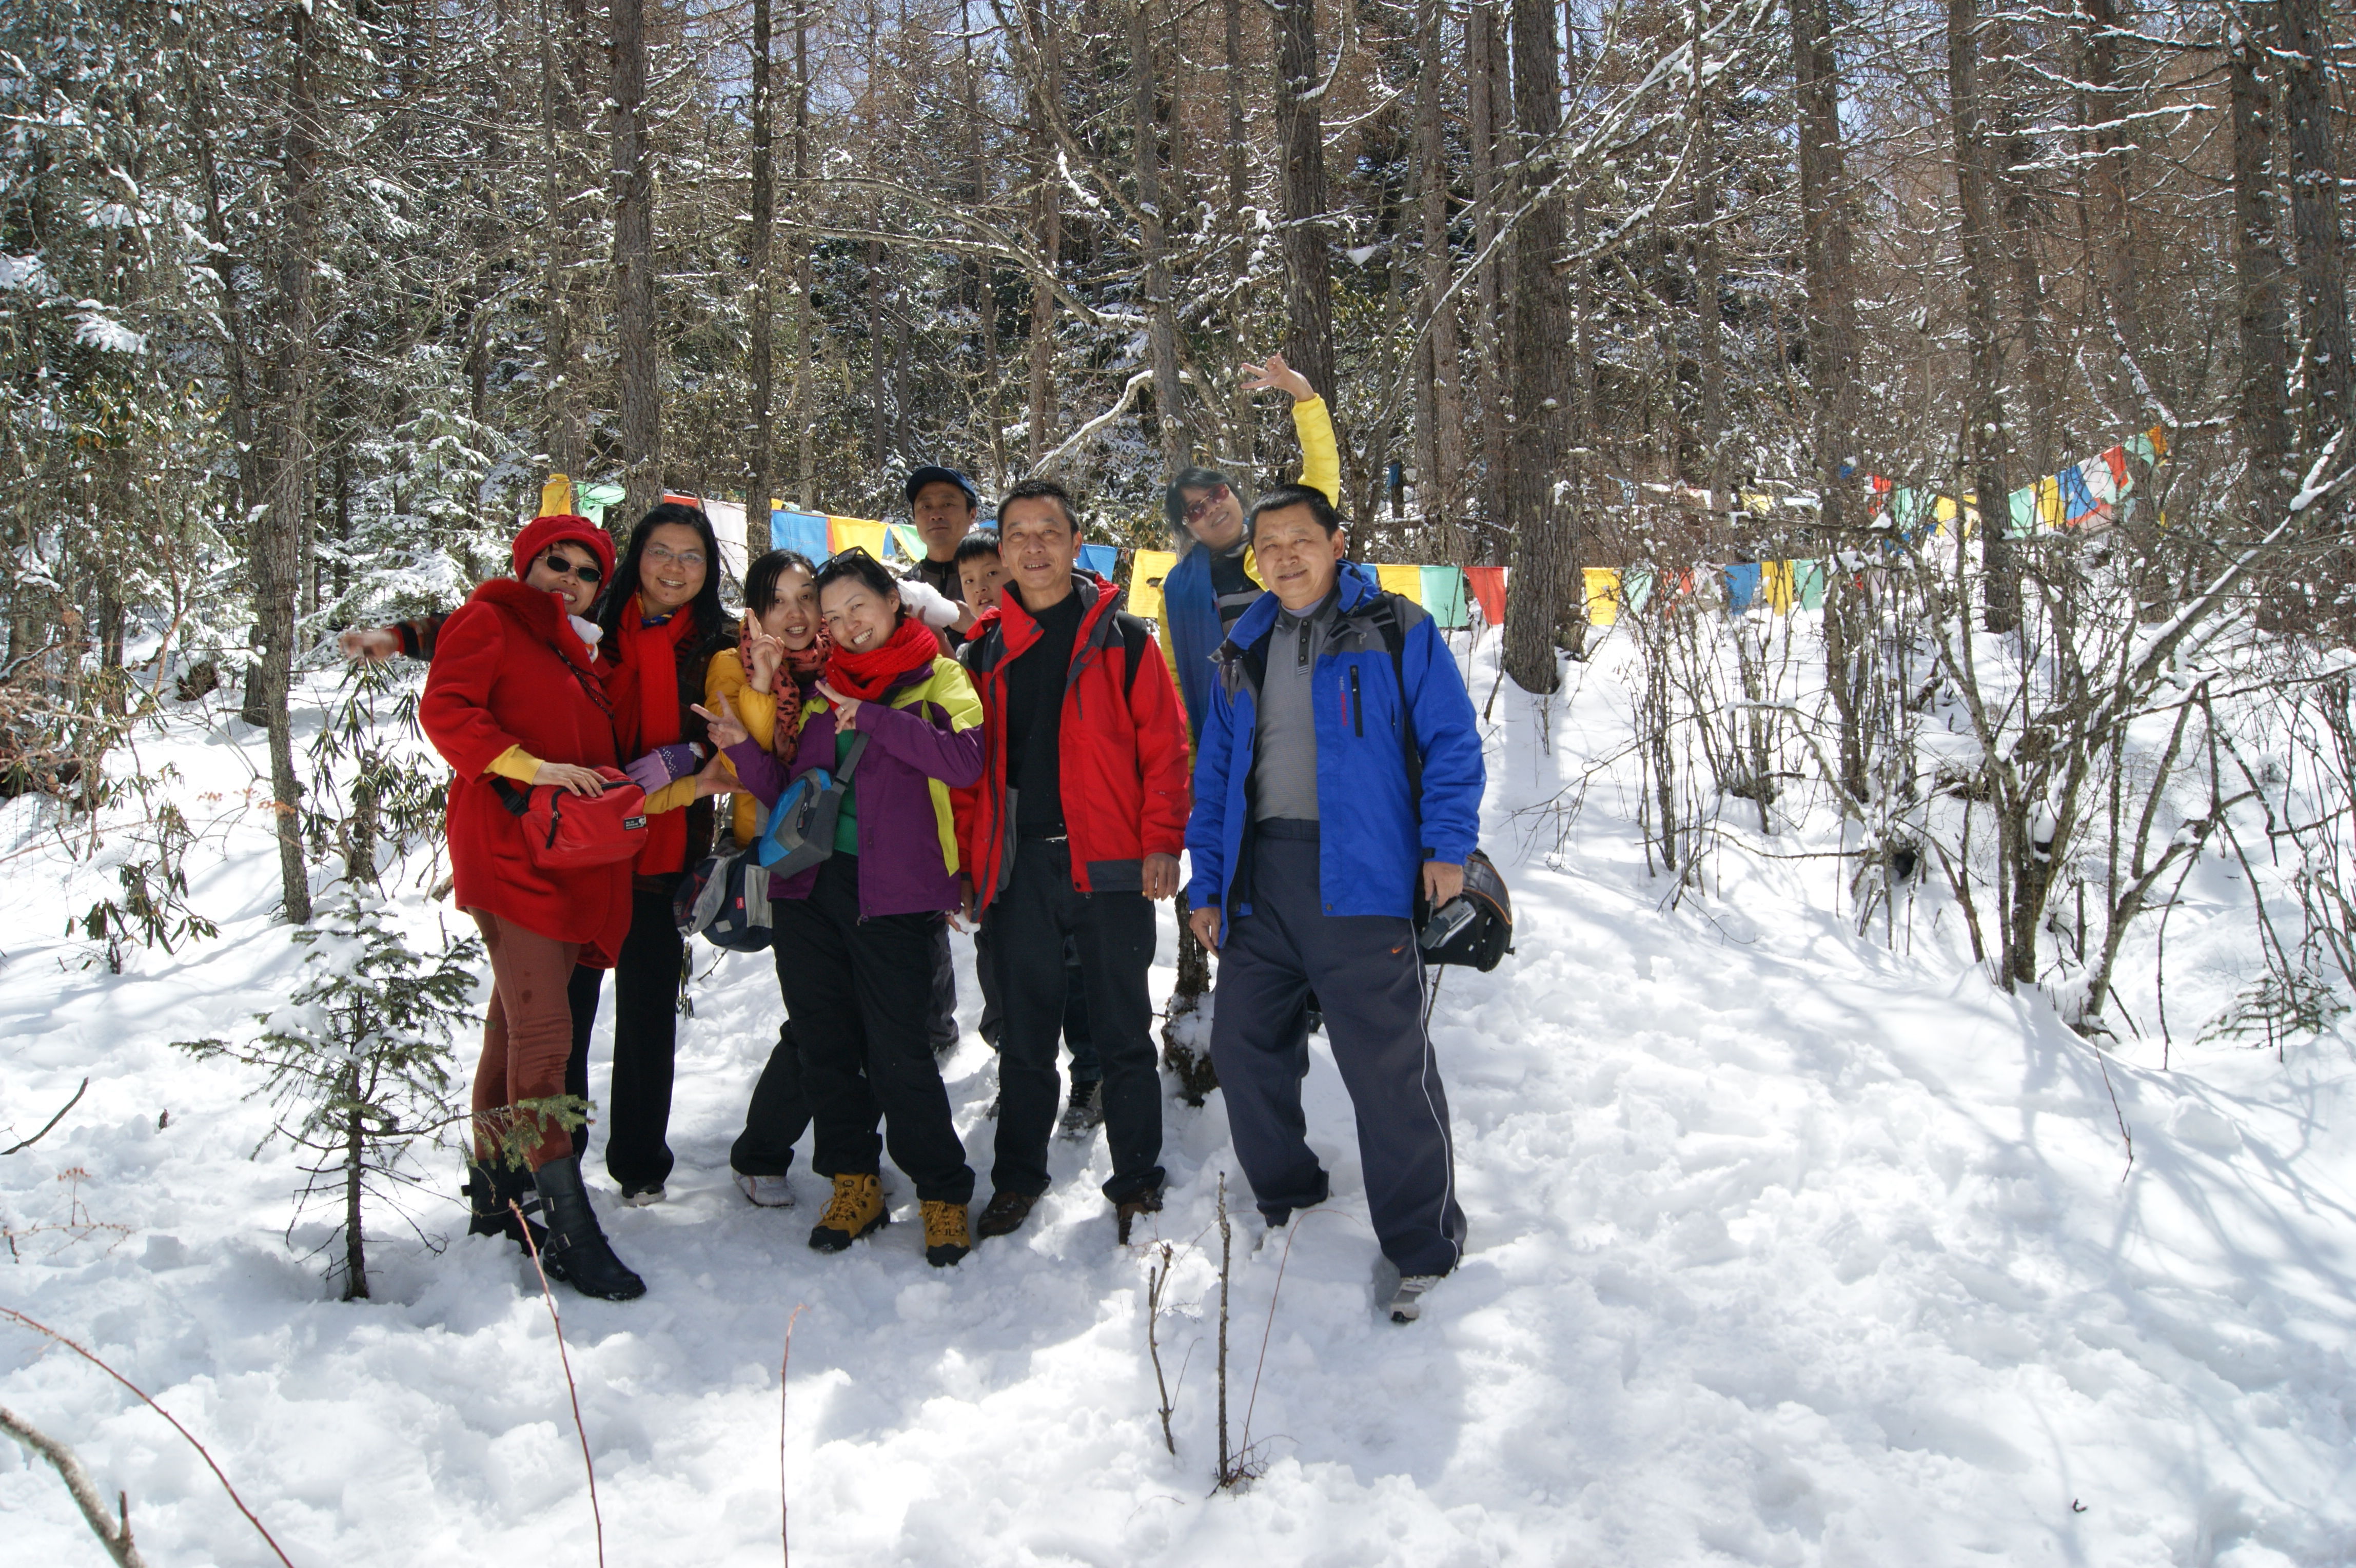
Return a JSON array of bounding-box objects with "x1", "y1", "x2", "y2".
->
[{"x1": 697, "y1": 551, "x2": 985, "y2": 1267}]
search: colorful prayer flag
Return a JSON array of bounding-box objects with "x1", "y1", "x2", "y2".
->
[
  {"x1": 1078, "y1": 542, "x2": 1119, "y2": 579},
  {"x1": 2103, "y1": 444, "x2": 2130, "y2": 495},
  {"x1": 1583, "y1": 566, "x2": 1621, "y2": 625},
  {"x1": 538, "y1": 474, "x2": 574, "y2": 518},
  {"x1": 1376, "y1": 563, "x2": 1425, "y2": 604},
  {"x1": 886, "y1": 523, "x2": 925, "y2": 561},
  {"x1": 1466, "y1": 566, "x2": 1508, "y2": 625},
  {"x1": 1622, "y1": 567, "x2": 1654, "y2": 617},
  {"x1": 1723, "y1": 562, "x2": 1762, "y2": 614},
  {"x1": 828, "y1": 517, "x2": 888, "y2": 560},
  {"x1": 1419, "y1": 565, "x2": 1470, "y2": 628},
  {"x1": 1763, "y1": 560, "x2": 1797, "y2": 614},
  {"x1": 772, "y1": 509, "x2": 831, "y2": 559},
  {"x1": 1127, "y1": 548, "x2": 1178, "y2": 622},
  {"x1": 2058, "y1": 463, "x2": 2099, "y2": 523},
  {"x1": 2008, "y1": 486, "x2": 2038, "y2": 537},
  {"x1": 1793, "y1": 560, "x2": 1827, "y2": 610}
]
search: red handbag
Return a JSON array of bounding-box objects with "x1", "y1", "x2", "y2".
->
[{"x1": 494, "y1": 768, "x2": 649, "y2": 870}]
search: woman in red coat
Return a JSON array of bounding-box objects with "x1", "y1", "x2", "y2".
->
[{"x1": 420, "y1": 514, "x2": 647, "y2": 1302}]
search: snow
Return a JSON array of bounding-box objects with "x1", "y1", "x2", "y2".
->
[{"x1": 4, "y1": 633, "x2": 2353, "y2": 1566}]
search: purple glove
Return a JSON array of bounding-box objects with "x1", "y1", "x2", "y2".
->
[{"x1": 624, "y1": 742, "x2": 704, "y2": 793}]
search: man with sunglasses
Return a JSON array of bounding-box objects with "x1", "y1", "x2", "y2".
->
[{"x1": 1159, "y1": 354, "x2": 1340, "y2": 740}]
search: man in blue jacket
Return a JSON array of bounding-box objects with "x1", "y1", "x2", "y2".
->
[{"x1": 1184, "y1": 484, "x2": 1483, "y2": 1323}]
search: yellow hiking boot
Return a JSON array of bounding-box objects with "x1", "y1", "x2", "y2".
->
[
  {"x1": 920, "y1": 1199, "x2": 971, "y2": 1268},
  {"x1": 808, "y1": 1173, "x2": 887, "y2": 1252}
]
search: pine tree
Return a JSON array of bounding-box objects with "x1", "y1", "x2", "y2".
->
[{"x1": 176, "y1": 890, "x2": 482, "y2": 1300}]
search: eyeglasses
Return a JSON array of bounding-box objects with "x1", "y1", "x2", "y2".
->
[
  {"x1": 540, "y1": 552, "x2": 603, "y2": 585},
  {"x1": 1183, "y1": 484, "x2": 1230, "y2": 526},
  {"x1": 645, "y1": 544, "x2": 706, "y2": 570}
]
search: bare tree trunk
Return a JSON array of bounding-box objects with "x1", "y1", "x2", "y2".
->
[
  {"x1": 1467, "y1": 0, "x2": 1510, "y2": 561},
  {"x1": 1133, "y1": 0, "x2": 1189, "y2": 473},
  {"x1": 1274, "y1": 0, "x2": 1336, "y2": 401},
  {"x1": 2231, "y1": 1, "x2": 2293, "y2": 528},
  {"x1": 745, "y1": 0, "x2": 775, "y2": 557},
  {"x1": 1416, "y1": 0, "x2": 1465, "y2": 547},
  {"x1": 1691, "y1": 0, "x2": 1724, "y2": 499},
  {"x1": 611, "y1": 0, "x2": 661, "y2": 531},
  {"x1": 793, "y1": 5, "x2": 815, "y2": 510},
  {"x1": 966, "y1": 0, "x2": 1006, "y2": 489},
  {"x1": 2280, "y1": 0, "x2": 2351, "y2": 445},
  {"x1": 540, "y1": 0, "x2": 587, "y2": 481},
  {"x1": 869, "y1": 237, "x2": 890, "y2": 467},
  {"x1": 1986, "y1": 30, "x2": 2050, "y2": 478},
  {"x1": 341, "y1": 1083, "x2": 368, "y2": 1301},
  {"x1": 1026, "y1": 0, "x2": 1062, "y2": 467},
  {"x1": 2077, "y1": 0, "x2": 2142, "y2": 405},
  {"x1": 1950, "y1": 0, "x2": 2019, "y2": 633},
  {"x1": 252, "y1": 0, "x2": 323, "y2": 926},
  {"x1": 1500, "y1": 0, "x2": 1579, "y2": 694},
  {"x1": 1223, "y1": 0, "x2": 1252, "y2": 476}
]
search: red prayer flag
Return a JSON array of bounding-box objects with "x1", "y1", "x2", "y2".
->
[{"x1": 1466, "y1": 566, "x2": 1508, "y2": 625}]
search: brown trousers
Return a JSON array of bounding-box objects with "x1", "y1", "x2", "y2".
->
[{"x1": 470, "y1": 911, "x2": 583, "y2": 1169}]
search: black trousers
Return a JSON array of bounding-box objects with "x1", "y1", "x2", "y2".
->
[
  {"x1": 1209, "y1": 825, "x2": 1466, "y2": 1277},
  {"x1": 986, "y1": 839, "x2": 1162, "y2": 1204},
  {"x1": 731, "y1": 942, "x2": 875, "y2": 1177},
  {"x1": 564, "y1": 963, "x2": 604, "y2": 1160},
  {"x1": 974, "y1": 924, "x2": 1100, "y2": 1079},
  {"x1": 593, "y1": 881, "x2": 683, "y2": 1194},
  {"x1": 928, "y1": 923, "x2": 960, "y2": 1053},
  {"x1": 773, "y1": 854, "x2": 974, "y2": 1204}
]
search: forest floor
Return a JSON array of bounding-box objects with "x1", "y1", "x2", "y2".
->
[{"x1": 2, "y1": 627, "x2": 2352, "y2": 1566}]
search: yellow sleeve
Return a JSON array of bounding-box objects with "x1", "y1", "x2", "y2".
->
[
  {"x1": 702, "y1": 650, "x2": 780, "y2": 782},
  {"x1": 485, "y1": 746, "x2": 540, "y2": 784},
  {"x1": 642, "y1": 775, "x2": 699, "y2": 815},
  {"x1": 1292, "y1": 394, "x2": 1341, "y2": 506}
]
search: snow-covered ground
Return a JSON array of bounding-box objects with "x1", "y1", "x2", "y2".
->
[{"x1": 3, "y1": 629, "x2": 2352, "y2": 1566}]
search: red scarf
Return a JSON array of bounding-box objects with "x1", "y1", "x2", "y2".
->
[
  {"x1": 606, "y1": 596, "x2": 700, "y2": 873},
  {"x1": 824, "y1": 615, "x2": 939, "y2": 703}
]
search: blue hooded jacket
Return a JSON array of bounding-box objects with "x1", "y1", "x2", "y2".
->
[
  {"x1": 1184, "y1": 561, "x2": 1485, "y2": 937},
  {"x1": 1161, "y1": 542, "x2": 1245, "y2": 740}
]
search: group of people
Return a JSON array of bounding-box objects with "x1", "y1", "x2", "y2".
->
[{"x1": 399, "y1": 355, "x2": 1486, "y2": 1323}]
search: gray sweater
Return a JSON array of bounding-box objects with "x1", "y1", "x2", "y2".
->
[{"x1": 1252, "y1": 591, "x2": 1340, "y2": 823}]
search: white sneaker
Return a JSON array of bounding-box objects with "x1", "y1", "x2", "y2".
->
[
  {"x1": 1387, "y1": 1274, "x2": 1442, "y2": 1323},
  {"x1": 736, "y1": 1172, "x2": 794, "y2": 1208},
  {"x1": 619, "y1": 1184, "x2": 666, "y2": 1208}
]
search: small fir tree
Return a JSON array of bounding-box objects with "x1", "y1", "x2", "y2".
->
[{"x1": 176, "y1": 888, "x2": 482, "y2": 1300}]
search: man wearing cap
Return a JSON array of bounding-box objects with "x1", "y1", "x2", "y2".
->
[{"x1": 903, "y1": 466, "x2": 985, "y2": 649}]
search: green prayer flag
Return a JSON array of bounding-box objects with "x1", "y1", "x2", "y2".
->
[
  {"x1": 1419, "y1": 565, "x2": 1469, "y2": 628},
  {"x1": 1793, "y1": 559, "x2": 1827, "y2": 610},
  {"x1": 1622, "y1": 567, "x2": 1654, "y2": 616}
]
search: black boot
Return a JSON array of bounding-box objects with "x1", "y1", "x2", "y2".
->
[
  {"x1": 464, "y1": 1158, "x2": 546, "y2": 1252},
  {"x1": 528, "y1": 1156, "x2": 647, "y2": 1301}
]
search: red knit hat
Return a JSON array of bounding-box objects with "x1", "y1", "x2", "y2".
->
[{"x1": 511, "y1": 514, "x2": 616, "y2": 585}]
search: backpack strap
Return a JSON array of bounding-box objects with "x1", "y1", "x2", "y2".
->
[
  {"x1": 1368, "y1": 593, "x2": 1421, "y2": 807},
  {"x1": 833, "y1": 729, "x2": 870, "y2": 782},
  {"x1": 1116, "y1": 612, "x2": 1152, "y2": 702}
]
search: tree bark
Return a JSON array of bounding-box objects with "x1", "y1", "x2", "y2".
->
[
  {"x1": 966, "y1": 0, "x2": 1006, "y2": 489},
  {"x1": 1416, "y1": 0, "x2": 1465, "y2": 548},
  {"x1": 252, "y1": 0, "x2": 323, "y2": 926},
  {"x1": 1132, "y1": 0, "x2": 1189, "y2": 473},
  {"x1": 2231, "y1": 1, "x2": 2293, "y2": 527},
  {"x1": 745, "y1": 0, "x2": 775, "y2": 557},
  {"x1": 1467, "y1": 0, "x2": 1511, "y2": 561},
  {"x1": 611, "y1": 0, "x2": 661, "y2": 533},
  {"x1": 1949, "y1": 0, "x2": 2019, "y2": 633},
  {"x1": 1273, "y1": 0, "x2": 1336, "y2": 401},
  {"x1": 1223, "y1": 0, "x2": 1252, "y2": 477},
  {"x1": 1691, "y1": 0, "x2": 1724, "y2": 499},
  {"x1": 794, "y1": 5, "x2": 815, "y2": 510},
  {"x1": 540, "y1": 0, "x2": 590, "y2": 482},
  {"x1": 1500, "y1": 0, "x2": 1579, "y2": 694},
  {"x1": 2280, "y1": 0, "x2": 2351, "y2": 445},
  {"x1": 1026, "y1": 0, "x2": 1063, "y2": 468}
]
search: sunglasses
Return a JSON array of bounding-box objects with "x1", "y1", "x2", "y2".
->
[
  {"x1": 1183, "y1": 484, "x2": 1230, "y2": 526},
  {"x1": 540, "y1": 551, "x2": 603, "y2": 585}
]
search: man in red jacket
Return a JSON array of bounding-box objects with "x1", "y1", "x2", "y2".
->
[{"x1": 957, "y1": 478, "x2": 1191, "y2": 1242}]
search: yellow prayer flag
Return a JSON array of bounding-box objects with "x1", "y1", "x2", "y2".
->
[
  {"x1": 1376, "y1": 563, "x2": 1425, "y2": 603},
  {"x1": 1583, "y1": 566, "x2": 1621, "y2": 626},
  {"x1": 1763, "y1": 560, "x2": 1796, "y2": 614},
  {"x1": 828, "y1": 517, "x2": 888, "y2": 559},
  {"x1": 2034, "y1": 477, "x2": 2065, "y2": 531},
  {"x1": 539, "y1": 474, "x2": 574, "y2": 517},
  {"x1": 1128, "y1": 548, "x2": 1179, "y2": 622}
]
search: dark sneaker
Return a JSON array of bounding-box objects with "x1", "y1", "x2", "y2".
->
[
  {"x1": 808, "y1": 1173, "x2": 888, "y2": 1252},
  {"x1": 975, "y1": 1189, "x2": 1039, "y2": 1239},
  {"x1": 1057, "y1": 1079, "x2": 1105, "y2": 1138},
  {"x1": 618, "y1": 1183, "x2": 665, "y2": 1208},
  {"x1": 1114, "y1": 1182, "x2": 1164, "y2": 1244},
  {"x1": 920, "y1": 1200, "x2": 972, "y2": 1266}
]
